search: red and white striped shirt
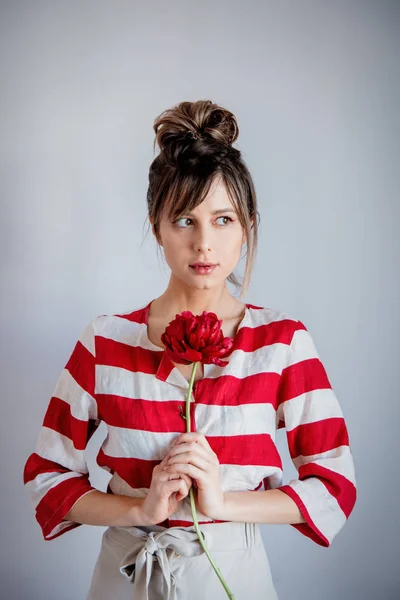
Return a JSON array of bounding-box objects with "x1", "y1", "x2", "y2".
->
[{"x1": 23, "y1": 300, "x2": 357, "y2": 546}]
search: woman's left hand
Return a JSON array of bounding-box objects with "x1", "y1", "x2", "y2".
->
[{"x1": 162, "y1": 432, "x2": 225, "y2": 520}]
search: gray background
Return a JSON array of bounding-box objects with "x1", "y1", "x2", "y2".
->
[{"x1": 1, "y1": 1, "x2": 399, "y2": 599}]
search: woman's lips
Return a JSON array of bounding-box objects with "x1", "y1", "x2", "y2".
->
[{"x1": 189, "y1": 265, "x2": 217, "y2": 275}]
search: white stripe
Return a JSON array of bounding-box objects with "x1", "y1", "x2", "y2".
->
[
  {"x1": 52, "y1": 368, "x2": 98, "y2": 421},
  {"x1": 25, "y1": 470, "x2": 83, "y2": 508},
  {"x1": 287, "y1": 327, "x2": 320, "y2": 365},
  {"x1": 95, "y1": 365, "x2": 186, "y2": 400},
  {"x1": 103, "y1": 427, "x2": 183, "y2": 460},
  {"x1": 35, "y1": 426, "x2": 88, "y2": 474},
  {"x1": 95, "y1": 314, "x2": 163, "y2": 352},
  {"x1": 247, "y1": 306, "x2": 295, "y2": 329},
  {"x1": 279, "y1": 388, "x2": 344, "y2": 431},
  {"x1": 293, "y1": 445, "x2": 357, "y2": 486},
  {"x1": 220, "y1": 464, "x2": 284, "y2": 492},
  {"x1": 78, "y1": 321, "x2": 96, "y2": 355},
  {"x1": 205, "y1": 341, "x2": 288, "y2": 380},
  {"x1": 194, "y1": 402, "x2": 277, "y2": 437},
  {"x1": 284, "y1": 477, "x2": 347, "y2": 544}
]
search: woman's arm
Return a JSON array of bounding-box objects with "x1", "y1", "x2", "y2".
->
[
  {"x1": 218, "y1": 489, "x2": 306, "y2": 524},
  {"x1": 63, "y1": 490, "x2": 150, "y2": 527}
]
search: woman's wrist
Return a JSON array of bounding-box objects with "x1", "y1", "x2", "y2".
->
[{"x1": 129, "y1": 497, "x2": 153, "y2": 526}]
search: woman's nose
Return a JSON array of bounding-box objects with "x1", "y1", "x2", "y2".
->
[{"x1": 193, "y1": 229, "x2": 211, "y2": 253}]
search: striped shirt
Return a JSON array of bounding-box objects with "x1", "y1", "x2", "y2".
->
[{"x1": 23, "y1": 300, "x2": 357, "y2": 546}]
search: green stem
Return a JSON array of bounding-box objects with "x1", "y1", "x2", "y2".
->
[{"x1": 186, "y1": 361, "x2": 235, "y2": 599}]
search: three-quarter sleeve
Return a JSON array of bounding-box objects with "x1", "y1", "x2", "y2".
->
[
  {"x1": 276, "y1": 320, "x2": 357, "y2": 547},
  {"x1": 23, "y1": 320, "x2": 100, "y2": 541}
]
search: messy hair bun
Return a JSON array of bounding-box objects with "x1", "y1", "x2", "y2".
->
[
  {"x1": 146, "y1": 99, "x2": 259, "y2": 299},
  {"x1": 152, "y1": 100, "x2": 239, "y2": 163}
]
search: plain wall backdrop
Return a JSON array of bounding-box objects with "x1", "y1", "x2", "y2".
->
[{"x1": 1, "y1": 1, "x2": 399, "y2": 599}]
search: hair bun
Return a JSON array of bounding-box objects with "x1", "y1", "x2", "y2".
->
[{"x1": 152, "y1": 100, "x2": 239, "y2": 160}]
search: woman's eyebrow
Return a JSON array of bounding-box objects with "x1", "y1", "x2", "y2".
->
[{"x1": 184, "y1": 208, "x2": 237, "y2": 217}]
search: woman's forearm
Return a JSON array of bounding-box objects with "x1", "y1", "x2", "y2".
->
[
  {"x1": 63, "y1": 490, "x2": 149, "y2": 527},
  {"x1": 219, "y1": 489, "x2": 306, "y2": 524}
]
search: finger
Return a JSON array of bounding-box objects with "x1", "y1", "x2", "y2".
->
[
  {"x1": 175, "y1": 479, "x2": 190, "y2": 501},
  {"x1": 166, "y1": 452, "x2": 213, "y2": 471},
  {"x1": 166, "y1": 462, "x2": 204, "y2": 481},
  {"x1": 179, "y1": 473, "x2": 193, "y2": 488},
  {"x1": 167, "y1": 478, "x2": 187, "y2": 496},
  {"x1": 167, "y1": 477, "x2": 191, "y2": 501},
  {"x1": 163, "y1": 470, "x2": 192, "y2": 489},
  {"x1": 173, "y1": 433, "x2": 213, "y2": 453},
  {"x1": 168, "y1": 443, "x2": 216, "y2": 465}
]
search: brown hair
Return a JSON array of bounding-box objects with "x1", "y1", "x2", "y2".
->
[{"x1": 144, "y1": 99, "x2": 260, "y2": 299}]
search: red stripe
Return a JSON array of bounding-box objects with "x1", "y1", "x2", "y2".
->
[
  {"x1": 196, "y1": 372, "x2": 280, "y2": 408},
  {"x1": 97, "y1": 450, "x2": 158, "y2": 489},
  {"x1": 235, "y1": 318, "x2": 295, "y2": 353},
  {"x1": 279, "y1": 358, "x2": 332, "y2": 402},
  {"x1": 115, "y1": 307, "x2": 149, "y2": 324},
  {"x1": 209, "y1": 434, "x2": 282, "y2": 467},
  {"x1": 65, "y1": 340, "x2": 95, "y2": 397},
  {"x1": 286, "y1": 417, "x2": 349, "y2": 458},
  {"x1": 41, "y1": 397, "x2": 98, "y2": 451},
  {"x1": 35, "y1": 476, "x2": 95, "y2": 539},
  {"x1": 96, "y1": 395, "x2": 188, "y2": 430},
  {"x1": 96, "y1": 337, "x2": 161, "y2": 374},
  {"x1": 24, "y1": 452, "x2": 70, "y2": 484},
  {"x1": 297, "y1": 462, "x2": 357, "y2": 518}
]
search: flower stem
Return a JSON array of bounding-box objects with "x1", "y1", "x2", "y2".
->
[{"x1": 186, "y1": 361, "x2": 235, "y2": 599}]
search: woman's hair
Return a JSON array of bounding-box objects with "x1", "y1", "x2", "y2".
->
[{"x1": 145, "y1": 99, "x2": 260, "y2": 299}]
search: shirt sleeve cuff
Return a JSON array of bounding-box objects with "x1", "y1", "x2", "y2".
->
[{"x1": 277, "y1": 484, "x2": 330, "y2": 547}]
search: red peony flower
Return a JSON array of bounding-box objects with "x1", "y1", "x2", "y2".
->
[{"x1": 161, "y1": 310, "x2": 234, "y2": 367}]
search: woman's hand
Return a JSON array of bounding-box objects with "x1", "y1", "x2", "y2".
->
[
  {"x1": 138, "y1": 450, "x2": 193, "y2": 526},
  {"x1": 161, "y1": 432, "x2": 225, "y2": 520}
]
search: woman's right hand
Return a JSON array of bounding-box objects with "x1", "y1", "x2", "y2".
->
[{"x1": 138, "y1": 454, "x2": 193, "y2": 526}]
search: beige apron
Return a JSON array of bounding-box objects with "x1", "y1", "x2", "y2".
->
[{"x1": 86, "y1": 520, "x2": 279, "y2": 599}]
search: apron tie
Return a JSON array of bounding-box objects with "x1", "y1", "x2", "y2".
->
[{"x1": 118, "y1": 526, "x2": 213, "y2": 600}]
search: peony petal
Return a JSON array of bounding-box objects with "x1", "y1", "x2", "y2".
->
[
  {"x1": 210, "y1": 356, "x2": 230, "y2": 367},
  {"x1": 164, "y1": 346, "x2": 192, "y2": 365},
  {"x1": 182, "y1": 348, "x2": 203, "y2": 363}
]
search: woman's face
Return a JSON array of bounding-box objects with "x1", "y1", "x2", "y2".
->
[{"x1": 153, "y1": 178, "x2": 245, "y2": 291}]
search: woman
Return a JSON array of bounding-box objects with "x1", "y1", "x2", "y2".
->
[{"x1": 23, "y1": 100, "x2": 357, "y2": 599}]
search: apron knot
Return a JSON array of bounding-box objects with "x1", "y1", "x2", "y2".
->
[
  {"x1": 144, "y1": 532, "x2": 159, "y2": 555},
  {"x1": 118, "y1": 526, "x2": 212, "y2": 600}
]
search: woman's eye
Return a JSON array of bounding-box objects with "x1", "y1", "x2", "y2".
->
[
  {"x1": 215, "y1": 216, "x2": 234, "y2": 225},
  {"x1": 175, "y1": 218, "x2": 193, "y2": 227},
  {"x1": 174, "y1": 216, "x2": 234, "y2": 227}
]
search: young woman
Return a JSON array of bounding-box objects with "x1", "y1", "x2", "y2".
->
[{"x1": 23, "y1": 100, "x2": 357, "y2": 599}]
